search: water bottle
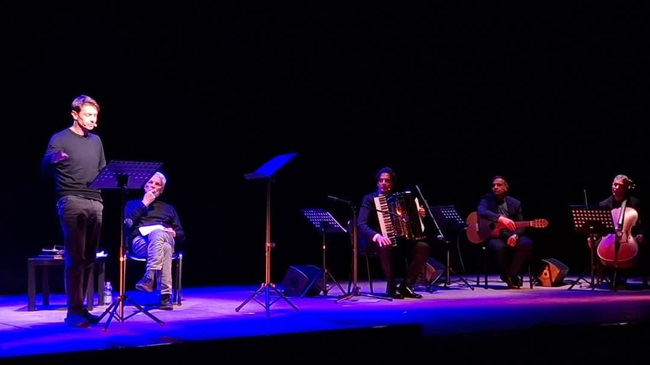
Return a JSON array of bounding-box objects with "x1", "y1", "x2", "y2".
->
[{"x1": 103, "y1": 281, "x2": 113, "y2": 305}]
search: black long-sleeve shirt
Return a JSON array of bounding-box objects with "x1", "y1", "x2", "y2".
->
[
  {"x1": 41, "y1": 128, "x2": 106, "y2": 201},
  {"x1": 124, "y1": 199, "x2": 186, "y2": 245}
]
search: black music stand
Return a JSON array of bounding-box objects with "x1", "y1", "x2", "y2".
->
[
  {"x1": 300, "y1": 208, "x2": 347, "y2": 297},
  {"x1": 567, "y1": 205, "x2": 615, "y2": 290},
  {"x1": 235, "y1": 153, "x2": 299, "y2": 316},
  {"x1": 91, "y1": 160, "x2": 164, "y2": 330},
  {"x1": 428, "y1": 204, "x2": 474, "y2": 290}
]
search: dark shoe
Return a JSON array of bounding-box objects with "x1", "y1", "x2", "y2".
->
[
  {"x1": 386, "y1": 283, "x2": 403, "y2": 299},
  {"x1": 159, "y1": 294, "x2": 173, "y2": 310},
  {"x1": 387, "y1": 291, "x2": 404, "y2": 299},
  {"x1": 81, "y1": 308, "x2": 101, "y2": 325},
  {"x1": 386, "y1": 284, "x2": 404, "y2": 299},
  {"x1": 64, "y1": 312, "x2": 89, "y2": 328},
  {"x1": 398, "y1": 283, "x2": 423, "y2": 299},
  {"x1": 136, "y1": 277, "x2": 154, "y2": 292},
  {"x1": 501, "y1": 274, "x2": 520, "y2": 289}
]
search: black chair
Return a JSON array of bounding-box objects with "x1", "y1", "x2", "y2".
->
[
  {"x1": 346, "y1": 220, "x2": 378, "y2": 294},
  {"x1": 126, "y1": 251, "x2": 184, "y2": 305},
  {"x1": 348, "y1": 248, "x2": 380, "y2": 294},
  {"x1": 476, "y1": 243, "x2": 534, "y2": 289},
  {"x1": 346, "y1": 220, "x2": 408, "y2": 294}
]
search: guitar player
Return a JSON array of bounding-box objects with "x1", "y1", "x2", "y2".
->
[{"x1": 476, "y1": 176, "x2": 535, "y2": 289}]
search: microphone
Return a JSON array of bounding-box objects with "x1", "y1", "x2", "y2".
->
[
  {"x1": 328, "y1": 195, "x2": 351, "y2": 205},
  {"x1": 124, "y1": 218, "x2": 133, "y2": 228}
]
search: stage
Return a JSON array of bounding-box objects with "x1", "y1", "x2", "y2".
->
[{"x1": 1, "y1": 275, "x2": 649, "y2": 364}]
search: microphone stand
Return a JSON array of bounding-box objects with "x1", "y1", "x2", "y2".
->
[
  {"x1": 415, "y1": 185, "x2": 474, "y2": 290},
  {"x1": 328, "y1": 196, "x2": 390, "y2": 302}
]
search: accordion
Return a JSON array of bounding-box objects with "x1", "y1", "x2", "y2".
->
[{"x1": 374, "y1": 191, "x2": 426, "y2": 243}]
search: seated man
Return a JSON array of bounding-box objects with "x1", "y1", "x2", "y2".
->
[
  {"x1": 476, "y1": 176, "x2": 534, "y2": 289},
  {"x1": 592, "y1": 174, "x2": 645, "y2": 289},
  {"x1": 356, "y1": 166, "x2": 430, "y2": 299},
  {"x1": 124, "y1": 171, "x2": 185, "y2": 310}
]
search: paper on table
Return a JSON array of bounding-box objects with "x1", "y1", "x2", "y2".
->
[{"x1": 138, "y1": 224, "x2": 166, "y2": 236}]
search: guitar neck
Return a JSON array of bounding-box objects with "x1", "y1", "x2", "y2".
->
[{"x1": 514, "y1": 221, "x2": 534, "y2": 228}]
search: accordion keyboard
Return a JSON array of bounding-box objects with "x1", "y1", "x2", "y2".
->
[{"x1": 374, "y1": 194, "x2": 395, "y2": 241}]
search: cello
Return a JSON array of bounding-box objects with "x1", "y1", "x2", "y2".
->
[{"x1": 597, "y1": 205, "x2": 639, "y2": 269}]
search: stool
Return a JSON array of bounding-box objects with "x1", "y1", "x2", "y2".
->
[{"x1": 27, "y1": 256, "x2": 106, "y2": 311}]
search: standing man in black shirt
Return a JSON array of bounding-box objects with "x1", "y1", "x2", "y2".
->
[{"x1": 41, "y1": 94, "x2": 106, "y2": 327}]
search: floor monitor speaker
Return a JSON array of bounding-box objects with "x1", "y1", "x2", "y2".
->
[
  {"x1": 418, "y1": 257, "x2": 446, "y2": 284},
  {"x1": 281, "y1": 265, "x2": 324, "y2": 297},
  {"x1": 537, "y1": 258, "x2": 569, "y2": 287}
]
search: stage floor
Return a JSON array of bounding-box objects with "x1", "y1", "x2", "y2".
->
[{"x1": 1, "y1": 275, "x2": 649, "y2": 363}]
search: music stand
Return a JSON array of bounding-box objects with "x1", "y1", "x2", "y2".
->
[
  {"x1": 567, "y1": 205, "x2": 615, "y2": 290},
  {"x1": 90, "y1": 160, "x2": 164, "y2": 330},
  {"x1": 300, "y1": 208, "x2": 347, "y2": 296},
  {"x1": 235, "y1": 153, "x2": 299, "y2": 316},
  {"x1": 429, "y1": 205, "x2": 474, "y2": 290}
]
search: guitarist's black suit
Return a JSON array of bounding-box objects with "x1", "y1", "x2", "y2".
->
[{"x1": 477, "y1": 191, "x2": 534, "y2": 288}]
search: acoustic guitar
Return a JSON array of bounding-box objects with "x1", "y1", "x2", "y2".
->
[{"x1": 465, "y1": 211, "x2": 549, "y2": 244}]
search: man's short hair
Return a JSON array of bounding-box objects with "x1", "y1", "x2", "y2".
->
[
  {"x1": 153, "y1": 171, "x2": 167, "y2": 188},
  {"x1": 376, "y1": 166, "x2": 396, "y2": 183}
]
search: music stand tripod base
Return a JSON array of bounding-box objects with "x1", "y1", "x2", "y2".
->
[
  {"x1": 100, "y1": 293, "x2": 165, "y2": 330},
  {"x1": 235, "y1": 276, "x2": 299, "y2": 316}
]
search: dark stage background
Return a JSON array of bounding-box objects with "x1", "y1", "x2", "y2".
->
[{"x1": 1, "y1": 3, "x2": 647, "y2": 294}]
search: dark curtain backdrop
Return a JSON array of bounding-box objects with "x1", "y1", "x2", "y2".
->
[{"x1": 1, "y1": 3, "x2": 647, "y2": 293}]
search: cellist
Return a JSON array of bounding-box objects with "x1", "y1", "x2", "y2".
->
[{"x1": 591, "y1": 174, "x2": 646, "y2": 289}]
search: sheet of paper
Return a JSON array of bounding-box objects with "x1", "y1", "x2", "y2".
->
[{"x1": 138, "y1": 224, "x2": 166, "y2": 236}]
